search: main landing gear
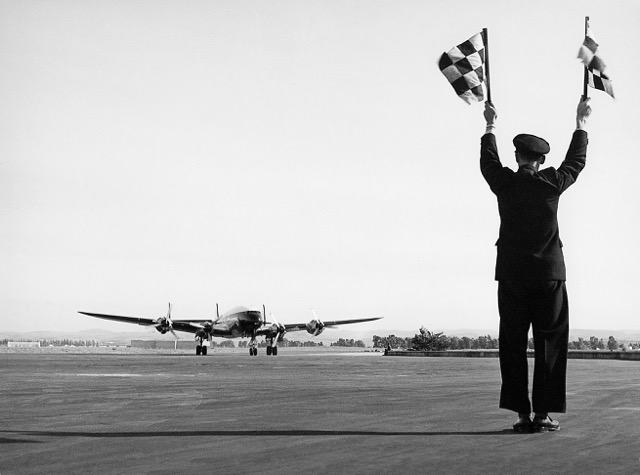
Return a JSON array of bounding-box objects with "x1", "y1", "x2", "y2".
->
[
  {"x1": 266, "y1": 336, "x2": 278, "y2": 356},
  {"x1": 196, "y1": 344, "x2": 208, "y2": 356},
  {"x1": 195, "y1": 333, "x2": 208, "y2": 356},
  {"x1": 247, "y1": 333, "x2": 279, "y2": 356},
  {"x1": 248, "y1": 345, "x2": 278, "y2": 356}
]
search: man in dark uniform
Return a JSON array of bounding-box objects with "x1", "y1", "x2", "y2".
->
[{"x1": 481, "y1": 97, "x2": 592, "y2": 432}]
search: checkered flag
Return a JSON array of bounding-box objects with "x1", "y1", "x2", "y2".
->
[
  {"x1": 439, "y1": 32, "x2": 486, "y2": 104},
  {"x1": 578, "y1": 22, "x2": 614, "y2": 98}
]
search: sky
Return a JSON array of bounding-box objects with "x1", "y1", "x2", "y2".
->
[{"x1": 2, "y1": 0, "x2": 639, "y2": 336}]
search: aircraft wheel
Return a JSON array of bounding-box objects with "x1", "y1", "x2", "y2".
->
[
  {"x1": 272, "y1": 347, "x2": 278, "y2": 356},
  {"x1": 253, "y1": 348, "x2": 258, "y2": 356},
  {"x1": 266, "y1": 346, "x2": 272, "y2": 356},
  {"x1": 196, "y1": 345, "x2": 202, "y2": 356},
  {"x1": 202, "y1": 346, "x2": 207, "y2": 356}
]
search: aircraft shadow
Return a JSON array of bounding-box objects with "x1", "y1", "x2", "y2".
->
[
  {"x1": 0, "y1": 437, "x2": 42, "y2": 444},
  {"x1": 4, "y1": 429, "x2": 518, "y2": 439}
]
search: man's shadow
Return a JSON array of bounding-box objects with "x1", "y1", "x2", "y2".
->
[{"x1": 2, "y1": 428, "x2": 524, "y2": 442}]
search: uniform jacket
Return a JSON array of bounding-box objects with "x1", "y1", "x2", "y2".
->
[{"x1": 480, "y1": 130, "x2": 588, "y2": 281}]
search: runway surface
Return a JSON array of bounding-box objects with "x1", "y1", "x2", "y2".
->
[{"x1": 1, "y1": 348, "x2": 639, "y2": 474}]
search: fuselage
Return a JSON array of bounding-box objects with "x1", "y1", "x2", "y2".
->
[{"x1": 217, "y1": 305, "x2": 263, "y2": 337}]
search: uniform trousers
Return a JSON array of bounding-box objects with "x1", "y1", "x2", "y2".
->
[{"x1": 498, "y1": 280, "x2": 569, "y2": 414}]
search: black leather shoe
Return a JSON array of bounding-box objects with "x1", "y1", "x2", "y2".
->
[
  {"x1": 513, "y1": 415, "x2": 533, "y2": 433},
  {"x1": 532, "y1": 416, "x2": 560, "y2": 432}
]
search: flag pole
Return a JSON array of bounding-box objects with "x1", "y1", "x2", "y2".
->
[
  {"x1": 483, "y1": 28, "x2": 492, "y2": 104},
  {"x1": 582, "y1": 16, "x2": 589, "y2": 100}
]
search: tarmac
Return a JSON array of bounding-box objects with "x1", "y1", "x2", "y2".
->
[{"x1": 1, "y1": 347, "x2": 639, "y2": 474}]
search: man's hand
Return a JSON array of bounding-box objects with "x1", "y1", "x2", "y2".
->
[
  {"x1": 484, "y1": 101, "x2": 497, "y2": 134},
  {"x1": 576, "y1": 97, "x2": 591, "y2": 130}
]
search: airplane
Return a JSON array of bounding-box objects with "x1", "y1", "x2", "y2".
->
[{"x1": 78, "y1": 304, "x2": 382, "y2": 356}]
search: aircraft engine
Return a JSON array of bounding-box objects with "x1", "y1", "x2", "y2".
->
[
  {"x1": 154, "y1": 317, "x2": 171, "y2": 334},
  {"x1": 306, "y1": 319, "x2": 325, "y2": 336},
  {"x1": 267, "y1": 313, "x2": 286, "y2": 341},
  {"x1": 268, "y1": 323, "x2": 286, "y2": 340},
  {"x1": 154, "y1": 303, "x2": 177, "y2": 338}
]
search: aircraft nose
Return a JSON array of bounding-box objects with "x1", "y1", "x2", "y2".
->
[{"x1": 238, "y1": 311, "x2": 262, "y2": 325}]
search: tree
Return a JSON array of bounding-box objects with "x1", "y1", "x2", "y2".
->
[
  {"x1": 447, "y1": 336, "x2": 460, "y2": 350},
  {"x1": 411, "y1": 327, "x2": 449, "y2": 351},
  {"x1": 460, "y1": 336, "x2": 472, "y2": 349},
  {"x1": 373, "y1": 335, "x2": 410, "y2": 349},
  {"x1": 575, "y1": 337, "x2": 588, "y2": 350},
  {"x1": 331, "y1": 339, "x2": 364, "y2": 348},
  {"x1": 607, "y1": 336, "x2": 618, "y2": 351}
]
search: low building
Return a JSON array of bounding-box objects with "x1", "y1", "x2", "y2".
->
[
  {"x1": 8, "y1": 341, "x2": 41, "y2": 348},
  {"x1": 131, "y1": 340, "x2": 195, "y2": 350}
]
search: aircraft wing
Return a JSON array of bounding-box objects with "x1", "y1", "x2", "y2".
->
[
  {"x1": 78, "y1": 311, "x2": 210, "y2": 334},
  {"x1": 164, "y1": 321, "x2": 208, "y2": 334},
  {"x1": 283, "y1": 316, "x2": 382, "y2": 332},
  {"x1": 79, "y1": 312, "x2": 157, "y2": 326}
]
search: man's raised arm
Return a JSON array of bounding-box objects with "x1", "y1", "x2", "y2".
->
[
  {"x1": 480, "y1": 102, "x2": 509, "y2": 193},
  {"x1": 554, "y1": 97, "x2": 591, "y2": 192}
]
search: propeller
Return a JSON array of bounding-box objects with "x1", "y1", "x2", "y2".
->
[
  {"x1": 155, "y1": 302, "x2": 178, "y2": 339},
  {"x1": 166, "y1": 303, "x2": 179, "y2": 339},
  {"x1": 201, "y1": 321, "x2": 213, "y2": 334},
  {"x1": 269, "y1": 313, "x2": 286, "y2": 342},
  {"x1": 198, "y1": 303, "x2": 218, "y2": 339}
]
